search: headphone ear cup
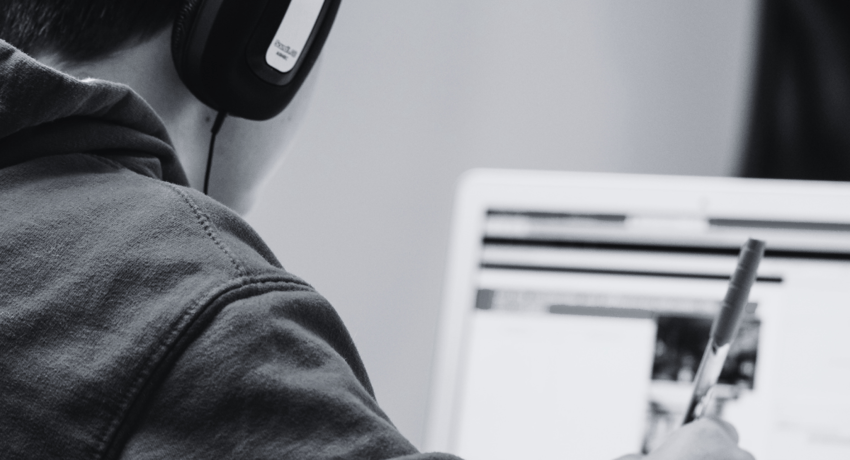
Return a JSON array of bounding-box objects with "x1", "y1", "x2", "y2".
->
[
  {"x1": 171, "y1": 0, "x2": 204, "y2": 76},
  {"x1": 169, "y1": 0, "x2": 341, "y2": 119}
]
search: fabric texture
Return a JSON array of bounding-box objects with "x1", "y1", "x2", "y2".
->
[{"x1": 0, "y1": 39, "x2": 459, "y2": 460}]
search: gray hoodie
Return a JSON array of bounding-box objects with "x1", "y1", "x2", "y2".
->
[{"x1": 0, "y1": 39, "x2": 457, "y2": 460}]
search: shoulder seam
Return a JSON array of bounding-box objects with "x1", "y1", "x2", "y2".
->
[
  {"x1": 165, "y1": 183, "x2": 247, "y2": 278},
  {"x1": 84, "y1": 153, "x2": 245, "y2": 278}
]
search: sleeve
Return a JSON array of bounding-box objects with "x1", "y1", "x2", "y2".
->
[{"x1": 119, "y1": 287, "x2": 461, "y2": 460}]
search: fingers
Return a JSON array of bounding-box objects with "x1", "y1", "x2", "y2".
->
[
  {"x1": 695, "y1": 418, "x2": 761, "y2": 460},
  {"x1": 737, "y1": 449, "x2": 756, "y2": 460},
  {"x1": 647, "y1": 417, "x2": 755, "y2": 460},
  {"x1": 699, "y1": 416, "x2": 740, "y2": 443},
  {"x1": 616, "y1": 419, "x2": 755, "y2": 460}
]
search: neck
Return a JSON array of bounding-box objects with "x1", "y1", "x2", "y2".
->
[{"x1": 37, "y1": 29, "x2": 216, "y2": 191}]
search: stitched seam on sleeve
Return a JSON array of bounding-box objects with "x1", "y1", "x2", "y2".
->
[
  {"x1": 165, "y1": 183, "x2": 246, "y2": 278},
  {"x1": 95, "y1": 276, "x2": 314, "y2": 460}
]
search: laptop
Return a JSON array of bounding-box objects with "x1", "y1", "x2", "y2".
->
[{"x1": 425, "y1": 169, "x2": 850, "y2": 460}]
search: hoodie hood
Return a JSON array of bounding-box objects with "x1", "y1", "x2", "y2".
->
[{"x1": 0, "y1": 39, "x2": 188, "y2": 185}]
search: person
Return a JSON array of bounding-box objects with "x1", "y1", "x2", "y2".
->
[{"x1": 0, "y1": 1, "x2": 755, "y2": 459}]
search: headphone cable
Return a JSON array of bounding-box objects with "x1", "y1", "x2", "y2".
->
[{"x1": 203, "y1": 111, "x2": 228, "y2": 195}]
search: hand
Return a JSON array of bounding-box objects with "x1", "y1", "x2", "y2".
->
[{"x1": 614, "y1": 417, "x2": 755, "y2": 460}]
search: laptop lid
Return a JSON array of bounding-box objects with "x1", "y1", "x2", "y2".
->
[{"x1": 426, "y1": 169, "x2": 850, "y2": 460}]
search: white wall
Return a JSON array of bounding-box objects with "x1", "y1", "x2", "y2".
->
[{"x1": 245, "y1": 0, "x2": 759, "y2": 449}]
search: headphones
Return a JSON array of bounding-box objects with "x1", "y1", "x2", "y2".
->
[
  {"x1": 171, "y1": 0, "x2": 340, "y2": 193},
  {"x1": 172, "y1": 0, "x2": 341, "y2": 121}
]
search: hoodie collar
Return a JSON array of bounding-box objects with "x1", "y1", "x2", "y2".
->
[{"x1": 0, "y1": 39, "x2": 188, "y2": 186}]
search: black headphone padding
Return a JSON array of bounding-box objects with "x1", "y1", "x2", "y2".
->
[{"x1": 168, "y1": 0, "x2": 341, "y2": 120}]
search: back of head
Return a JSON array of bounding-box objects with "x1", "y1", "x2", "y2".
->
[
  {"x1": 1, "y1": 0, "x2": 339, "y2": 212},
  {"x1": 0, "y1": 0, "x2": 180, "y2": 64}
]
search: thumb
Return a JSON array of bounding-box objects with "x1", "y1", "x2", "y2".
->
[{"x1": 613, "y1": 455, "x2": 644, "y2": 460}]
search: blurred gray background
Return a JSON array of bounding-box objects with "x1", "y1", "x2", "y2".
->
[{"x1": 244, "y1": 0, "x2": 758, "y2": 449}]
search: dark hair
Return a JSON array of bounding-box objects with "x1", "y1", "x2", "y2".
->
[{"x1": 0, "y1": 0, "x2": 182, "y2": 63}]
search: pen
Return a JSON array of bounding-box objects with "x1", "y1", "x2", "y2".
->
[{"x1": 682, "y1": 238, "x2": 766, "y2": 425}]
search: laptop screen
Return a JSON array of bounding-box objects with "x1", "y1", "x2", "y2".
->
[{"x1": 427, "y1": 170, "x2": 850, "y2": 460}]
